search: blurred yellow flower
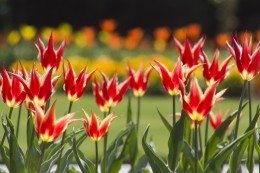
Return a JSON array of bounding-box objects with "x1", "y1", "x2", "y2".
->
[
  {"x1": 58, "y1": 23, "x2": 73, "y2": 43},
  {"x1": 7, "y1": 30, "x2": 20, "y2": 45},
  {"x1": 20, "y1": 25, "x2": 36, "y2": 41}
]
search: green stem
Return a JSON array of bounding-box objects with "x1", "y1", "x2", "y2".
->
[
  {"x1": 172, "y1": 95, "x2": 176, "y2": 125},
  {"x1": 37, "y1": 142, "x2": 47, "y2": 173},
  {"x1": 198, "y1": 124, "x2": 203, "y2": 156},
  {"x1": 248, "y1": 82, "x2": 252, "y2": 124},
  {"x1": 103, "y1": 108, "x2": 111, "y2": 173},
  {"x1": 194, "y1": 121, "x2": 198, "y2": 173},
  {"x1": 25, "y1": 103, "x2": 33, "y2": 169},
  {"x1": 16, "y1": 106, "x2": 22, "y2": 139},
  {"x1": 0, "y1": 107, "x2": 14, "y2": 148},
  {"x1": 234, "y1": 80, "x2": 248, "y2": 139},
  {"x1": 44, "y1": 98, "x2": 51, "y2": 113},
  {"x1": 95, "y1": 141, "x2": 99, "y2": 173},
  {"x1": 204, "y1": 114, "x2": 209, "y2": 146},
  {"x1": 56, "y1": 101, "x2": 73, "y2": 173},
  {"x1": 136, "y1": 96, "x2": 141, "y2": 132}
]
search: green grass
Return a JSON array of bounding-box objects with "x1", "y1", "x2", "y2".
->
[{"x1": 0, "y1": 92, "x2": 259, "y2": 162}]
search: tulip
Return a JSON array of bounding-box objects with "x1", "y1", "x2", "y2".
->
[
  {"x1": 201, "y1": 49, "x2": 233, "y2": 86},
  {"x1": 1, "y1": 65, "x2": 26, "y2": 108},
  {"x1": 152, "y1": 58, "x2": 201, "y2": 96},
  {"x1": 92, "y1": 72, "x2": 130, "y2": 112},
  {"x1": 226, "y1": 33, "x2": 260, "y2": 81},
  {"x1": 209, "y1": 109, "x2": 231, "y2": 130},
  {"x1": 10, "y1": 63, "x2": 61, "y2": 109},
  {"x1": 36, "y1": 33, "x2": 66, "y2": 73},
  {"x1": 174, "y1": 36, "x2": 206, "y2": 68},
  {"x1": 82, "y1": 110, "x2": 119, "y2": 141},
  {"x1": 34, "y1": 100, "x2": 77, "y2": 142},
  {"x1": 126, "y1": 62, "x2": 153, "y2": 97},
  {"x1": 63, "y1": 59, "x2": 96, "y2": 102},
  {"x1": 179, "y1": 76, "x2": 226, "y2": 122}
]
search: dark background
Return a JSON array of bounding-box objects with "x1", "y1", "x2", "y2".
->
[{"x1": 1, "y1": 0, "x2": 260, "y2": 38}]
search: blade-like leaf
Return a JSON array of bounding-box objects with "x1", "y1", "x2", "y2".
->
[
  {"x1": 5, "y1": 115, "x2": 26, "y2": 173},
  {"x1": 131, "y1": 154, "x2": 148, "y2": 173},
  {"x1": 126, "y1": 94, "x2": 132, "y2": 123},
  {"x1": 203, "y1": 102, "x2": 248, "y2": 167},
  {"x1": 168, "y1": 109, "x2": 185, "y2": 171},
  {"x1": 203, "y1": 127, "x2": 260, "y2": 173},
  {"x1": 157, "y1": 109, "x2": 172, "y2": 133},
  {"x1": 182, "y1": 140, "x2": 203, "y2": 173},
  {"x1": 72, "y1": 133, "x2": 94, "y2": 173},
  {"x1": 142, "y1": 125, "x2": 172, "y2": 173},
  {"x1": 106, "y1": 124, "x2": 135, "y2": 173},
  {"x1": 40, "y1": 145, "x2": 65, "y2": 173},
  {"x1": 229, "y1": 104, "x2": 260, "y2": 173}
]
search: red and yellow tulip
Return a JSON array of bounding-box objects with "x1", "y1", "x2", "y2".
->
[
  {"x1": 201, "y1": 49, "x2": 233, "y2": 86},
  {"x1": 226, "y1": 33, "x2": 260, "y2": 81},
  {"x1": 174, "y1": 36, "x2": 206, "y2": 68},
  {"x1": 34, "y1": 100, "x2": 77, "y2": 142},
  {"x1": 92, "y1": 72, "x2": 130, "y2": 112},
  {"x1": 63, "y1": 60, "x2": 96, "y2": 102},
  {"x1": 36, "y1": 33, "x2": 66, "y2": 73},
  {"x1": 179, "y1": 76, "x2": 226, "y2": 122},
  {"x1": 152, "y1": 58, "x2": 200, "y2": 96},
  {"x1": 10, "y1": 63, "x2": 60, "y2": 108},
  {"x1": 0, "y1": 65, "x2": 26, "y2": 108},
  {"x1": 126, "y1": 62, "x2": 153, "y2": 97},
  {"x1": 209, "y1": 109, "x2": 231, "y2": 130},
  {"x1": 82, "y1": 110, "x2": 119, "y2": 141}
]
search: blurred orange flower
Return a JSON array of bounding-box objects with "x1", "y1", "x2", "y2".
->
[{"x1": 100, "y1": 19, "x2": 117, "y2": 32}]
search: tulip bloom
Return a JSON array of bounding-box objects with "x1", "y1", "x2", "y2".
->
[
  {"x1": 34, "y1": 100, "x2": 77, "y2": 142},
  {"x1": 174, "y1": 36, "x2": 206, "y2": 68},
  {"x1": 92, "y1": 72, "x2": 130, "y2": 112},
  {"x1": 36, "y1": 33, "x2": 66, "y2": 73},
  {"x1": 226, "y1": 33, "x2": 260, "y2": 81},
  {"x1": 0, "y1": 65, "x2": 26, "y2": 108},
  {"x1": 82, "y1": 110, "x2": 119, "y2": 141},
  {"x1": 63, "y1": 60, "x2": 96, "y2": 102},
  {"x1": 179, "y1": 77, "x2": 226, "y2": 122},
  {"x1": 201, "y1": 49, "x2": 233, "y2": 86},
  {"x1": 10, "y1": 63, "x2": 60, "y2": 108},
  {"x1": 209, "y1": 109, "x2": 231, "y2": 130},
  {"x1": 152, "y1": 59, "x2": 200, "y2": 96},
  {"x1": 126, "y1": 62, "x2": 153, "y2": 97}
]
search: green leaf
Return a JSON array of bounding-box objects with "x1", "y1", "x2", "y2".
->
[
  {"x1": 0, "y1": 146, "x2": 10, "y2": 170},
  {"x1": 130, "y1": 154, "x2": 148, "y2": 173},
  {"x1": 40, "y1": 145, "x2": 65, "y2": 173},
  {"x1": 142, "y1": 125, "x2": 172, "y2": 173},
  {"x1": 106, "y1": 124, "x2": 135, "y2": 173},
  {"x1": 168, "y1": 109, "x2": 185, "y2": 171},
  {"x1": 72, "y1": 133, "x2": 94, "y2": 173},
  {"x1": 203, "y1": 102, "x2": 248, "y2": 167},
  {"x1": 182, "y1": 141, "x2": 203, "y2": 173},
  {"x1": 127, "y1": 124, "x2": 138, "y2": 172},
  {"x1": 59, "y1": 133, "x2": 87, "y2": 173},
  {"x1": 229, "y1": 104, "x2": 260, "y2": 173},
  {"x1": 246, "y1": 136, "x2": 254, "y2": 173},
  {"x1": 157, "y1": 109, "x2": 172, "y2": 133},
  {"x1": 44, "y1": 128, "x2": 84, "y2": 161},
  {"x1": 203, "y1": 127, "x2": 260, "y2": 173},
  {"x1": 126, "y1": 94, "x2": 132, "y2": 123},
  {"x1": 4, "y1": 115, "x2": 26, "y2": 173}
]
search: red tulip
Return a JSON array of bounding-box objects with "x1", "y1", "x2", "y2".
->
[
  {"x1": 36, "y1": 33, "x2": 66, "y2": 73},
  {"x1": 226, "y1": 33, "x2": 260, "y2": 81},
  {"x1": 10, "y1": 63, "x2": 61, "y2": 108},
  {"x1": 126, "y1": 62, "x2": 153, "y2": 97},
  {"x1": 0, "y1": 65, "x2": 26, "y2": 108},
  {"x1": 34, "y1": 100, "x2": 77, "y2": 142},
  {"x1": 152, "y1": 58, "x2": 200, "y2": 96},
  {"x1": 201, "y1": 49, "x2": 233, "y2": 86},
  {"x1": 209, "y1": 109, "x2": 231, "y2": 130},
  {"x1": 179, "y1": 76, "x2": 226, "y2": 122},
  {"x1": 63, "y1": 60, "x2": 96, "y2": 102},
  {"x1": 92, "y1": 72, "x2": 130, "y2": 112},
  {"x1": 82, "y1": 110, "x2": 119, "y2": 141},
  {"x1": 174, "y1": 36, "x2": 206, "y2": 68}
]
